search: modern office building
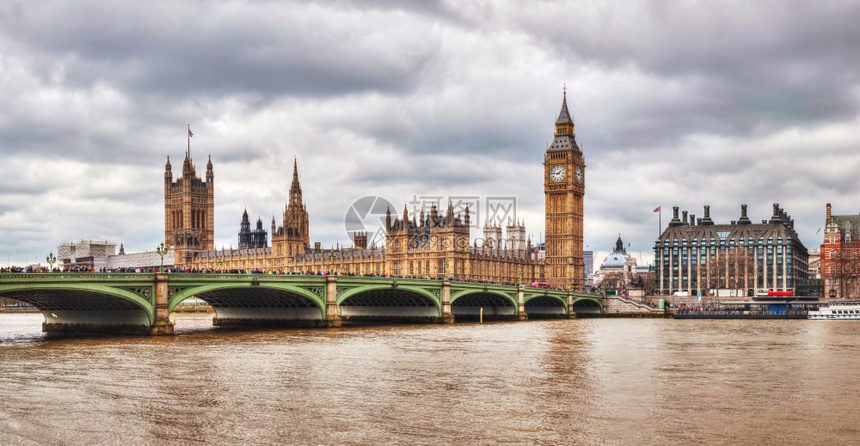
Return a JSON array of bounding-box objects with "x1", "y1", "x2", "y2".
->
[{"x1": 654, "y1": 204, "x2": 809, "y2": 297}]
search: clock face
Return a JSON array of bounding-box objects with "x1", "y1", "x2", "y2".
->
[
  {"x1": 575, "y1": 166, "x2": 583, "y2": 183},
  {"x1": 550, "y1": 165, "x2": 566, "y2": 182}
]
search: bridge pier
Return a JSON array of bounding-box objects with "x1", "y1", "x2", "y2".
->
[
  {"x1": 567, "y1": 290, "x2": 577, "y2": 318},
  {"x1": 325, "y1": 276, "x2": 342, "y2": 327},
  {"x1": 152, "y1": 273, "x2": 175, "y2": 335},
  {"x1": 440, "y1": 280, "x2": 455, "y2": 324},
  {"x1": 516, "y1": 285, "x2": 528, "y2": 321}
]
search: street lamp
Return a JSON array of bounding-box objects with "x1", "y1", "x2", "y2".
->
[
  {"x1": 518, "y1": 270, "x2": 523, "y2": 286},
  {"x1": 443, "y1": 260, "x2": 449, "y2": 280},
  {"x1": 328, "y1": 250, "x2": 336, "y2": 275},
  {"x1": 156, "y1": 242, "x2": 167, "y2": 271},
  {"x1": 46, "y1": 252, "x2": 56, "y2": 272},
  {"x1": 216, "y1": 258, "x2": 223, "y2": 271}
]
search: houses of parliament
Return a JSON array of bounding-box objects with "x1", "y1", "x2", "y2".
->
[{"x1": 164, "y1": 91, "x2": 586, "y2": 288}]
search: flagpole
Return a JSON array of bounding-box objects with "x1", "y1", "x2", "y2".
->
[{"x1": 187, "y1": 123, "x2": 191, "y2": 159}]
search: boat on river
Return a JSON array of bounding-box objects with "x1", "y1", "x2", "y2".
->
[
  {"x1": 808, "y1": 302, "x2": 860, "y2": 320},
  {"x1": 673, "y1": 300, "x2": 822, "y2": 319}
]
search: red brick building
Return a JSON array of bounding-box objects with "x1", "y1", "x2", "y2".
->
[{"x1": 821, "y1": 203, "x2": 860, "y2": 299}]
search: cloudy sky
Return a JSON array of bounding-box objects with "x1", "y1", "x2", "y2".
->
[{"x1": 1, "y1": 0, "x2": 859, "y2": 268}]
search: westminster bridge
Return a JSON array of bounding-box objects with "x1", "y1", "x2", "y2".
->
[{"x1": 0, "y1": 273, "x2": 603, "y2": 335}]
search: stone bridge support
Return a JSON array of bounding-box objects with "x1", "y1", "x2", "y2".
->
[
  {"x1": 325, "y1": 276, "x2": 342, "y2": 327},
  {"x1": 151, "y1": 273, "x2": 175, "y2": 335},
  {"x1": 567, "y1": 290, "x2": 576, "y2": 318},
  {"x1": 441, "y1": 280, "x2": 454, "y2": 323},
  {"x1": 517, "y1": 285, "x2": 528, "y2": 320}
]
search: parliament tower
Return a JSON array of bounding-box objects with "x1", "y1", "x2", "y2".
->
[
  {"x1": 270, "y1": 159, "x2": 310, "y2": 263},
  {"x1": 544, "y1": 88, "x2": 585, "y2": 288},
  {"x1": 164, "y1": 152, "x2": 215, "y2": 265}
]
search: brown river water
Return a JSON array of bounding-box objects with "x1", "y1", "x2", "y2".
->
[{"x1": 0, "y1": 313, "x2": 858, "y2": 445}]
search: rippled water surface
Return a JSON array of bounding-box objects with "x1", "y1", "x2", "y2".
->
[{"x1": 1, "y1": 313, "x2": 858, "y2": 445}]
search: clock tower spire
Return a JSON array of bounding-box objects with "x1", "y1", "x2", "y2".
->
[{"x1": 543, "y1": 87, "x2": 585, "y2": 289}]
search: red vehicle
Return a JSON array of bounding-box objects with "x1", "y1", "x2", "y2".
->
[
  {"x1": 767, "y1": 291, "x2": 794, "y2": 297},
  {"x1": 530, "y1": 282, "x2": 551, "y2": 289}
]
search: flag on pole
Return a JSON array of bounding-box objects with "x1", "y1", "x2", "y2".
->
[
  {"x1": 653, "y1": 206, "x2": 661, "y2": 212},
  {"x1": 188, "y1": 128, "x2": 194, "y2": 137}
]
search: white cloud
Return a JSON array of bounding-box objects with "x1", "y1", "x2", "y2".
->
[{"x1": 1, "y1": 0, "x2": 859, "y2": 268}]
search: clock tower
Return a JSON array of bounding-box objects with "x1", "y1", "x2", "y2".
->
[{"x1": 544, "y1": 88, "x2": 585, "y2": 289}]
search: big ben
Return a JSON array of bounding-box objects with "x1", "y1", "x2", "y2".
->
[{"x1": 544, "y1": 87, "x2": 585, "y2": 289}]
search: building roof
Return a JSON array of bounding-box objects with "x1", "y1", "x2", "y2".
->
[
  {"x1": 601, "y1": 235, "x2": 630, "y2": 269},
  {"x1": 829, "y1": 214, "x2": 860, "y2": 240},
  {"x1": 106, "y1": 249, "x2": 175, "y2": 269},
  {"x1": 658, "y1": 204, "x2": 807, "y2": 253}
]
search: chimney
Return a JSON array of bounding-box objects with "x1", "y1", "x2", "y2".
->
[
  {"x1": 682, "y1": 211, "x2": 688, "y2": 224},
  {"x1": 314, "y1": 242, "x2": 321, "y2": 251},
  {"x1": 826, "y1": 203, "x2": 832, "y2": 220},
  {"x1": 769, "y1": 203, "x2": 783, "y2": 224},
  {"x1": 669, "y1": 206, "x2": 682, "y2": 226},
  {"x1": 738, "y1": 204, "x2": 751, "y2": 224},
  {"x1": 701, "y1": 205, "x2": 714, "y2": 225},
  {"x1": 690, "y1": 214, "x2": 696, "y2": 225}
]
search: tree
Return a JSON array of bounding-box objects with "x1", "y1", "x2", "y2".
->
[
  {"x1": 600, "y1": 271, "x2": 626, "y2": 292},
  {"x1": 726, "y1": 247, "x2": 754, "y2": 295},
  {"x1": 641, "y1": 271, "x2": 657, "y2": 294}
]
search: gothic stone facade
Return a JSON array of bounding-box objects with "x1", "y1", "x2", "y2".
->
[
  {"x1": 543, "y1": 88, "x2": 586, "y2": 289},
  {"x1": 164, "y1": 154, "x2": 215, "y2": 265},
  {"x1": 167, "y1": 92, "x2": 583, "y2": 286}
]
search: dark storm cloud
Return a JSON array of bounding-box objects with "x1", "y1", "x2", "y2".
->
[
  {"x1": 0, "y1": 1, "x2": 438, "y2": 100},
  {"x1": 1, "y1": 0, "x2": 859, "y2": 266},
  {"x1": 500, "y1": 1, "x2": 860, "y2": 147}
]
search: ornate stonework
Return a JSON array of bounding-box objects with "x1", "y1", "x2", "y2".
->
[
  {"x1": 167, "y1": 93, "x2": 585, "y2": 288},
  {"x1": 544, "y1": 88, "x2": 586, "y2": 288},
  {"x1": 164, "y1": 153, "x2": 215, "y2": 265}
]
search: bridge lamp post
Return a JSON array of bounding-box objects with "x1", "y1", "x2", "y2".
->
[
  {"x1": 216, "y1": 258, "x2": 223, "y2": 271},
  {"x1": 328, "y1": 251, "x2": 336, "y2": 276},
  {"x1": 156, "y1": 242, "x2": 167, "y2": 272},
  {"x1": 46, "y1": 252, "x2": 56, "y2": 272},
  {"x1": 518, "y1": 270, "x2": 523, "y2": 286},
  {"x1": 443, "y1": 261, "x2": 449, "y2": 280}
]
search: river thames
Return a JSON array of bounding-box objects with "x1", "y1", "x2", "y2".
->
[{"x1": 0, "y1": 313, "x2": 857, "y2": 445}]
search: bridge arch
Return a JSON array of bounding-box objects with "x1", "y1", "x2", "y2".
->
[
  {"x1": 523, "y1": 293, "x2": 568, "y2": 316},
  {"x1": 450, "y1": 289, "x2": 517, "y2": 319},
  {"x1": 168, "y1": 283, "x2": 327, "y2": 320},
  {"x1": 571, "y1": 297, "x2": 602, "y2": 316},
  {"x1": 337, "y1": 284, "x2": 442, "y2": 320},
  {"x1": 0, "y1": 283, "x2": 154, "y2": 325}
]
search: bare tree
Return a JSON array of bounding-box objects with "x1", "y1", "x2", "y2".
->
[
  {"x1": 600, "y1": 271, "x2": 626, "y2": 293},
  {"x1": 726, "y1": 247, "x2": 754, "y2": 295},
  {"x1": 640, "y1": 271, "x2": 657, "y2": 294}
]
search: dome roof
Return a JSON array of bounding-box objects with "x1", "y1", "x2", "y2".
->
[{"x1": 600, "y1": 235, "x2": 630, "y2": 269}]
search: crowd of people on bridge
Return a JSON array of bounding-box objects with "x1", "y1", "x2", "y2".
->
[
  {"x1": 2, "y1": 265, "x2": 587, "y2": 290},
  {"x1": 2, "y1": 265, "x2": 49, "y2": 273}
]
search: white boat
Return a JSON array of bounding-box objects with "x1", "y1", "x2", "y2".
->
[{"x1": 808, "y1": 302, "x2": 860, "y2": 320}]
